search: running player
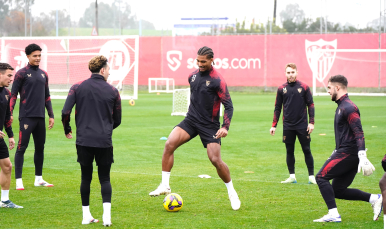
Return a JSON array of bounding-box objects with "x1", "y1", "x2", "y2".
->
[
  {"x1": 10, "y1": 43, "x2": 55, "y2": 190},
  {"x1": 0, "y1": 63, "x2": 22, "y2": 208},
  {"x1": 314, "y1": 75, "x2": 382, "y2": 223},
  {"x1": 62, "y1": 55, "x2": 121, "y2": 226},
  {"x1": 149, "y1": 46, "x2": 240, "y2": 210},
  {"x1": 270, "y1": 63, "x2": 316, "y2": 184}
]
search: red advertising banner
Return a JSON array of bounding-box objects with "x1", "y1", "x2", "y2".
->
[{"x1": 157, "y1": 34, "x2": 386, "y2": 88}]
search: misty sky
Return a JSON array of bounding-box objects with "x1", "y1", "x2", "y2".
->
[{"x1": 30, "y1": 0, "x2": 385, "y2": 30}]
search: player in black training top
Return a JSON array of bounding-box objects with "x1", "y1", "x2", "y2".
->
[
  {"x1": 0, "y1": 63, "x2": 22, "y2": 208},
  {"x1": 149, "y1": 46, "x2": 240, "y2": 210},
  {"x1": 62, "y1": 55, "x2": 121, "y2": 226},
  {"x1": 270, "y1": 63, "x2": 316, "y2": 184},
  {"x1": 313, "y1": 75, "x2": 382, "y2": 223},
  {"x1": 10, "y1": 44, "x2": 54, "y2": 190}
]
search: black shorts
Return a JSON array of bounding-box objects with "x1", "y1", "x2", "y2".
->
[
  {"x1": 0, "y1": 139, "x2": 9, "y2": 159},
  {"x1": 177, "y1": 118, "x2": 221, "y2": 148},
  {"x1": 283, "y1": 129, "x2": 311, "y2": 144},
  {"x1": 76, "y1": 145, "x2": 114, "y2": 166}
]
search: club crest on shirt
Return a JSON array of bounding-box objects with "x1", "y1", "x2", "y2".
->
[
  {"x1": 27, "y1": 74, "x2": 31, "y2": 77},
  {"x1": 5, "y1": 95, "x2": 8, "y2": 101},
  {"x1": 41, "y1": 74, "x2": 45, "y2": 78},
  {"x1": 206, "y1": 80, "x2": 210, "y2": 86},
  {"x1": 298, "y1": 88, "x2": 302, "y2": 93},
  {"x1": 283, "y1": 87, "x2": 287, "y2": 94},
  {"x1": 24, "y1": 124, "x2": 28, "y2": 130},
  {"x1": 283, "y1": 136, "x2": 286, "y2": 141},
  {"x1": 191, "y1": 75, "x2": 196, "y2": 82}
]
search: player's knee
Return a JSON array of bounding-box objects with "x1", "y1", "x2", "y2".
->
[
  {"x1": 315, "y1": 174, "x2": 325, "y2": 186},
  {"x1": 209, "y1": 156, "x2": 222, "y2": 167},
  {"x1": 302, "y1": 146, "x2": 311, "y2": 154},
  {"x1": 4, "y1": 163, "x2": 12, "y2": 174},
  {"x1": 164, "y1": 140, "x2": 177, "y2": 152}
]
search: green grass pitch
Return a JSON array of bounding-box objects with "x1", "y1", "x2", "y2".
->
[{"x1": 1, "y1": 92, "x2": 385, "y2": 228}]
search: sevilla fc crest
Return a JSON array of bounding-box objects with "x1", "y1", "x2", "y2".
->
[
  {"x1": 298, "y1": 88, "x2": 302, "y2": 93},
  {"x1": 206, "y1": 80, "x2": 210, "y2": 86},
  {"x1": 283, "y1": 87, "x2": 287, "y2": 94},
  {"x1": 305, "y1": 39, "x2": 337, "y2": 83}
]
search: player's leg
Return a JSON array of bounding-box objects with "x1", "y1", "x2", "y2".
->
[
  {"x1": 32, "y1": 118, "x2": 52, "y2": 187},
  {"x1": 332, "y1": 162, "x2": 382, "y2": 221},
  {"x1": 297, "y1": 129, "x2": 315, "y2": 184},
  {"x1": 313, "y1": 151, "x2": 351, "y2": 222},
  {"x1": 149, "y1": 120, "x2": 195, "y2": 196},
  {"x1": 379, "y1": 172, "x2": 386, "y2": 226},
  {"x1": 0, "y1": 147, "x2": 23, "y2": 209},
  {"x1": 14, "y1": 117, "x2": 34, "y2": 190},
  {"x1": 95, "y1": 147, "x2": 113, "y2": 226},
  {"x1": 77, "y1": 145, "x2": 99, "y2": 225},
  {"x1": 282, "y1": 130, "x2": 297, "y2": 183}
]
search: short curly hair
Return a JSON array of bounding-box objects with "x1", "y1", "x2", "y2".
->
[
  {"x1": 25, "y1": 43, "x2": 42, "y2": 55},
  {"x1": 0, "y1": 62, "x2": 14, "y2": 74},
  {"x1": 89, "y1": 55, "x2": 108, "y2": 73}
]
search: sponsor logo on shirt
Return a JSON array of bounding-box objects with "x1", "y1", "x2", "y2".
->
[
  {"x1": 206, "y1": 80, "x2": 210, "y2": 86},
  {"x1": 24, "y1": 124, "x2": 28, "y2": 130},
  {"x1": 27, "y1": 74, "x2": 31, "y2": 77},
  {"x1": 283, "y1": 87, "x2": 287, "y2": 94},
  {"x1": 41, "y1": 74, "x2": 45, "y2": 78},
  {"x1": 298, "y1": 88, "x2": 302, "y2": 93},
  {"x1": 191, "y1": 75, "x2": 196, "y2": 82}
]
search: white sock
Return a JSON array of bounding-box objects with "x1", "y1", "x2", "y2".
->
[
  {"x1": 82, "y1": 206, "x2": 92, "y2": 220},
  {"x1": 328, "y1": 208, "x2": 339, "y2": 216},
  {"x1": 225, "y1": 180, "x2": 237, "y2": 196},
  {"x1": 290, "y1": 174, "x2": 296, "y2": 179},
  {"x1": 369, "y1": 194, "x2": 380, "y2": 204},
  {"x1": 16, "y1": 178, "x2": 23, "y2": 187},
  {"x1": 1, "y1": 190, "x2": 9, "y2": 202},
  {"x1": 35, "y1": 176, "x2": 42, "y2": 183},
  {"x1": 162, "y1": 171, "x2": 171, "y2": 188},
  {"x1": 384, "y1": 214, "x2": 386, "y2": 228},
  {"x1": 309, "y1": 175, "x2": 315, "y2": 179},
  {"x1": 103, "y1": 202, "x2": 111, "y2": 220}
]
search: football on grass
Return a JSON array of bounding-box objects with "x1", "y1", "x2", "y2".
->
[{"x1": 163, "y1": 193, "x2": 183, "y2": 212}]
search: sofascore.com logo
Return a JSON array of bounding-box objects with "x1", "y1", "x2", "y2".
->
[{"x1": 167, "y1": 50, "x2": 182, "y2": 71}]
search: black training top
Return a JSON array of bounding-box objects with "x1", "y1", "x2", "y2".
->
[
  {"x1": 61, "y1": 74, "x2": 122, "y2": 148},
  {"x1": 272, "y1": 80, "x2": 315, "y2": 130},
  {"x1": 10, "y1": 63, "x2": 54, "y2": 119},
  {"x1": 334, "y1": 94, "x2": 365, "y2": 154},
  {"x1": 186, "y1": 67, "x2": 233, "y2": 130},
  {"x1": 0, "y1": 87, "x2": 13, "y2": 138}
]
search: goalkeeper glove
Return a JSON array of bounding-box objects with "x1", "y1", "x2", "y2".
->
[{"x1": 357, "y1": 149, "x2": 375, "y2": 176}]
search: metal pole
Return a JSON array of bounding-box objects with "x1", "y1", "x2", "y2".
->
[
  {"x1": 379, "y1": 0, "x2": 382, "y2": 90},
  {"x1": 25, "y1": 0, "x2": 27, "y2": 36},
  {"x1": 56, "y1": 9, "x2": 58, "y2": 36},
  {"x1": 320, "y1": 0, "x2": 322, "y2": 34}
]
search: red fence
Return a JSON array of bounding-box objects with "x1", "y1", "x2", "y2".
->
[{"x1": 140, "y1": 34, "x2": 386, "y2": 88}]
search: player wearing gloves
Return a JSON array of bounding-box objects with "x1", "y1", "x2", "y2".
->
[{"x1": 313, "y1": 75, "x2": 382, "y2": 223}]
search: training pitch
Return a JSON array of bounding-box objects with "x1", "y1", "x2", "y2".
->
[{"x1": 1, "y1": 92, "x2": 385, "y2": 228}]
